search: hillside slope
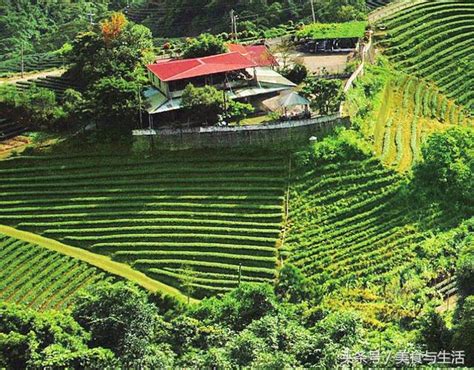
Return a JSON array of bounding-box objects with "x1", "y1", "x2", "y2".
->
[
  {"x1": 0, "y1": 232, "x2": 111, "y2": 311},
  {"x1": 379, "y1": 0, "x2": 474, "y2": 112},
  {"x1": 283, "y1": 156, "x2": 466, "y2": 290},
  {"x1": 0, "y1": 152, "x2": 286, "y2": 298}
]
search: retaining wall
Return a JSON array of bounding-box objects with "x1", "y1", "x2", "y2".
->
[{"x1": 133, "y1": 114, "x2": 349, "y2": 151}]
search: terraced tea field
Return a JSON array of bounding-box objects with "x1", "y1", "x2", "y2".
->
[
  {"x1": 372, "y1": 75, "x2": 471, "y2": 172},
  {"x1": 366, "y1": 0, "x2": 391, "y2": 10},
  {"x1": 15, "y1": 75, "x2": 78, "y2": 100},
  {"x1": 381, "y1": 0, "x2": 474, "y2": 112},
  {"x1": 283, "y1": 158, "x2": 461, "y2": 291},
  {"x1": 0, "y1": 152, "x2": 286, "y2": 298},
  {"x1": 0, "y1": 233, "x2": 109, "y2": 311},
  {"x1": 0, "y1": 52, "x2": 66, "y2": 77}
]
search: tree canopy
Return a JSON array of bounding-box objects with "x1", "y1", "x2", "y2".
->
[
  {"x1": 413, "y1": 126, "x2": 473, "y2": 203},
  {"x1": 182, "y1": 33, "x2": 227, "y2": 59}
]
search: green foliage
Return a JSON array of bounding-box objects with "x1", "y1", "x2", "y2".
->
[
  {"x1": 181, "y1": 84, "x2": 223, "y2": 124},
  {"x1": 182, "y1": 33, "x2": 227, "y2": 59},
  {"x1": 279, "y1": 63, "x2": 308, "y2": 84},
  {"x1": 456, "y1": 237, "x2": 474, "y2": 299},
  {"x1": 451, "y1": 296, "x2": 474, "y2": 366},
  {"x1": 192, "y1": 283, "x2": 277, "y2": 331},
  {"x1": 0, "y1": 0, "x2": 109, "y2": 56},
  {"x1": 180, "y1": 265, "x2": 196, "y2": 305},
  {"x1": 298, "y1": 128, "x2": 372, "y2": 166},
  {"x1": 0, "y1": 234, "x2": 109, "y2": 311},
  {"x1": 72, "y1": 281, "x2": 159, "y2": 366},
  {"x1": 181, "y1": 84, "x2": 253, "y2": 125},
  {"x1": 301, "y1": 77, "x2": 344, "y2": 115},
  {"x1": 297, "y1": 21, "x2": 367, "y2": 39},
  {"x1": 276, "y1": 263, "x2": 320, "y2": 303},
  {"x1": 0, "y1": 84, "x2": 65, "y2": 131},
  {"x1": 0, "y1": 302, "x2": 116, "y2": 369},
  {"x1": 227, "y1": 100, "x2": 255, "y2": 124},
  {"x1": 87, "y1": 76, "x2": 141, "y2": 131},
  {"x1": 69, "y1": 13, "x2": 153, "y2": 88},
  {"x1": 415, "y1": 309, "x2": 451, "y2": 352},
  {"x1": 382, "y1": 1, "x2": 474, "y2": 112},
  {"x1": 413, "y1": 126, "x2": 473, "y2": 203},
  {"x1": 62, "y1": 12, "x2": 154, "y2": 135}
]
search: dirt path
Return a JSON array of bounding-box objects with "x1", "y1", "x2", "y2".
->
[
  {"x1": 0, "y1": 68, "x2": 66, "y2": 84},
  {"x1": 436, "y1": 295, "x2": 458, "y2": 313},
  {"x1": 0, "y1": 224, "x2": 193, "y2": 303},
  {"x1": 0, "y1": 136, "x2": 31, "y2": 159}
]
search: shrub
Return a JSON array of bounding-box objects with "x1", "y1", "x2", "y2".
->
[{"x1": 280, "y1": 63, "x2": 308, "y2": 84}]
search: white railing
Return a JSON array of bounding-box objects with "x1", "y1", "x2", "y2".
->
[{"x1": 133, "y1": 113, "x2": 342, "y2": 137}]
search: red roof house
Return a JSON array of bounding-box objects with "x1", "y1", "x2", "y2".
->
[
  {"x1": 147, "y1": 52, "x2": 258, "y2": 82},
  {"x1": 227, "y1": 44, "x2": 279, "y2": 68}
]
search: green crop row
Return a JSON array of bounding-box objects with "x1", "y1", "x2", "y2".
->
[
  {"x1": 0, "y1": 185, "x2": 284, "y2": 198},
  {"x1": 133, "y1": 259, "x2": 275, "y2": 279},
  {"x1": 19, "y1": 217, "x2": 282, "y2": 230},
  {"x1": 0, "y1": 165, "x2": 285, "y2": 184},
  {"x1": 44, "y1": 225, "x2": 280, "y2": 238},
  {"x1": 0, "y1": 235, "x2": 108, "y2": 311},
  {"x1": 383, "y1": 1, "x2": 464, "y2": 29}
]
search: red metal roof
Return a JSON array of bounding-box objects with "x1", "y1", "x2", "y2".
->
[
  {"x1": 228, "y1": 44, "x2": 279, "y2": 67},
  {"x1": 147, "y1": 52, "x2": 257, "y2": 82}
]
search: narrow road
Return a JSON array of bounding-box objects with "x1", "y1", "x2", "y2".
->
[
  {"x1": 0, "y1": 68, "x2": 66, "y2": 84},
  {"x1": 0, "y1": 224, "x2": 194, "y2": 303}
]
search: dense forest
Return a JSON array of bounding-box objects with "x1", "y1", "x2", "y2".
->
[
  {"x1": 0, "y1": 0, "x2": 368, "y2": 57},
  {"x1": 0, "y1": 0, "x2": 126, "y2": 57},
  {"x1": 132, "y1": 0, "x2": 367, "y2": 37}
]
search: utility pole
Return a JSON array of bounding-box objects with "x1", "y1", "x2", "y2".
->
[
  {"x1": 138, "y1": 86, "x2": 143, "y2": 129},
  {"x1": 86, "y1": 12, "x2": 95, "y2": 25},
  {"x1": 230, "y1": 9, "x2": 236, "y2": 39},
  {"x1": 20, "y1": 42, "x2": 24, "y2": 78},
  {"x1": 310, "y1": 0, "x2": 316, "y2": 23},
  {"x1": 234, "y1": 13, "x2": 239, "y2": 39},
  {"x1": 230, "y1": 9, "x2": 239, "y2": 40}
]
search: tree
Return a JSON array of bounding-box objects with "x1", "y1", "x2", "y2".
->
[
  {"x1": 451, "y1": 296, "x2": 474, "y2": 366},
  {"x1": 276, "y1": 263, "x2": 319, "y2": 303},
  {"x1": 70, "y1": 13, "x2": 154, "y2": 88},
  {"x1": 0, "y1": 302, "x2": 116, "y2": 369},
  {"x1": 227, "y1": 330, "x2": 266, "y2": 367},
  {"x1": 86, "y1": 76, "x2": 142, "y2": 132},
  {"x1": 72, "y1": 281, "x2": 159, "y2": 367},
  {"x1": 227, "y1": 100, "x2": 254, "y2": 125},
  {"x1": 315, "y1": 0, "x2": 367, "y2": 22},
  {"x1": 181, "y1": 84, "x2": 224, "y2": 124},
  {"x1": 280, "y1": 63, "x2": 308, "y2": 84},
  {"x1": 101, "y1": 12, "x2": 128, "y2": 45},
  {"x1": 0, "y1": 84, "x2": 65, "y2": 131},
  {"x1": 413, "y1": 127, "x2": 473, "y2": 203},
  {"x1": 456, "y1": 239, "x2": 474, "y2": 299},
  {"x1": 182, "y1": 33, "x2": 227, "y2": 59},
  {"x1": 301, "y1": 77, "x2": 344, "y2": 115},
  {"x1": 301, "y1": 128, "x2": 372, "y2": 166},
  {"x1": 415, "y1": 309, "x2": 451, "y2": 352},
  {"x1": 192, "y1": 283, "x2": 277, "y2": 331},
  {"x1": 180, "y1": 265, "x2": 196, "y2": 304}
]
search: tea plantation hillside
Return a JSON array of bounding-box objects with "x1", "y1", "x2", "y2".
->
[
  {"x1": 283, "y1": 155, "x2": 470, "y2": 296},
  {"x1": 0, "y1": 152, "x2": 286, "y2": 298},
  {"x1": 0, "y1": 233, "x2": 111, "y2": 311},
  {"x1": 367, "y1": 74, "x2": 469, "y2": 172},
  {"x1": 366, "y1": 0, "x2": 391, "y2": 10},
  {"x1": 380, "y1": 0, "x2": 474, "y2": 112}
]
